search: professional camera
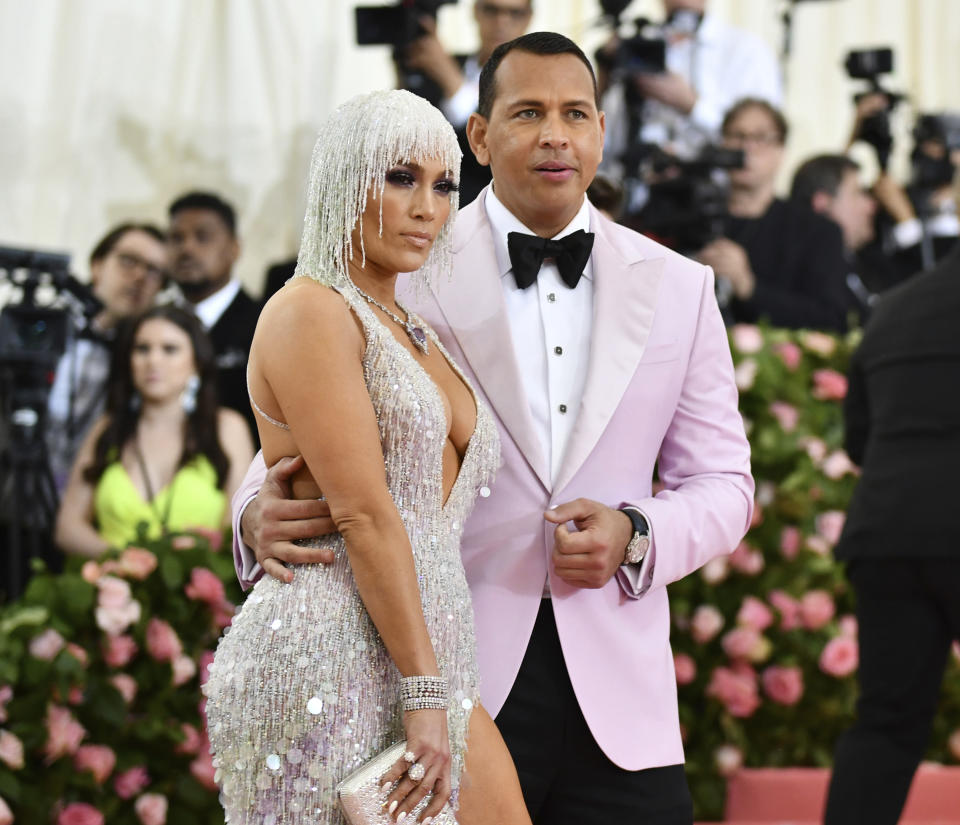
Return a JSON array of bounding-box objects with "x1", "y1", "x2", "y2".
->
[
  {"x1": 845, "y1": 47, "x2": 904, "y2": 170},
  {"x1": 355, "y1": 0, "x2": 457, "y2": 106},
  {"x1": 633, "y1": 145, "x2": 745, "y2": 254}
]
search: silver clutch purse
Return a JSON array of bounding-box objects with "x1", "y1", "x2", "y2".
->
[{"x1": 336, "y1": 741, "x2": 456, "y2": 824}]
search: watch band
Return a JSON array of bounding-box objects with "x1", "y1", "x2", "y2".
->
[{"x1": 619, "y1": 507, "x2": 650, "y2": 565}]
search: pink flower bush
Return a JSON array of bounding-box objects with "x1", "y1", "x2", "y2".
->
[
  {"x1": 730, "y1": 542, "x2": 764, "y2": 575},
  {"x1": 172, "y1": 654, "x2": 197, "y2": 687},
  {"x1": 769, "y1": 401, "x2": 799, "y2": 431},
  {"x1": 691, "y1": 605, "x2": 725, "y2": 644},
  {"x1": 734, "y1": 358, "x2": 758, "y2": 391},
  {"x1": 94, "y1": 576, "x2": 141, "y2": 636},
  {"x1": 800, "y1": 590, "x2": 836, "y2": 630},
  {"x1": 779, "y1": 526, "x2": 801, "y2": 560},
  {"x1": 801, "y1": 436, "x2": 828, "y2": 463},
  {"x1": 822, "y1": 449, "x2": 856, "y2": 479},
  {"x1": 114, "y1": 765, "x2": 150, "y2": 799},
  {"x1": 0, "y1": 795, "x2": 11, "y2": 825},
  {"x1": 815, "y1": 511, "x2": 846, "y2": 546},
  {"x1": 674, "y1": 653, "x2": 697, "y2": 686},
  {"x1": 736, "y1": 596, "x2": 774, "y2": 632},
  {"x1": 44, "y1": 704, "x2": 85, "y2": 762},
  {"x1": 190, "y1": 525, "x2": 223, "y2": 552},
  {"x1": 700, "y1": 555, "x2": 730, "y2": 584},
  {"x1": 722, "y1": 628, "x2": 772, "y2": 663},
  {"x1": 74, "y1": 744, "x2": 116, "y2": 783},
  {"x1": 198, "y1": 650, "x2": 216, "y2": 686},
  {"x1": 189, "y1": 749, "x2": 217, "y2": 790},
  {"x1": 761, "y1": 665, "x2": 804, "y2": 705},
  {"x1": 838, "y1": 614, "x2": 858, "y2": 638},
  {"x1": 0, "y1": 730, "x2": 24, "y2": 769},
  {"x1": 175, "y1": 723, "x2": 203, "y2": 756},
  {"x1": 57, "y1": 802, "x2": 104, "y2": 825},
  {"x1": 0, "y1": 686, "x2": 11, "y2": 724},
  {"x1": 146, "y1": 618, "x2": 183, "y2": 663},
  {"x1": 171, "y1": 535, "x2": 197, "y2": 550},
  {"x1": 768, "y1": 590, "x2": 802, "y2": 631},
  {"x1": 801, "y1": 331, "x2": 837, "y2": 357},
  {"x1": 110, "y1": 674, "x2": 137, "y2": 704},
  {"x1": 812, "y1": 368, "x2": 848, "y2": 401},
  {"x1": 774, "y1": 340, "x2": 802, "y2": 370},
  {"x1": 135, "y1": 793, "x2": 168, "y2": 825},
  {"x1": 714, "y1": 744, "x2": 744, "y2": 777},
  {"x1": 732, "y1": 324, "x2": 764, "y2": 354},
  {"x1": 949, "y1": 729, "x2": 960, "y2": 761},
  {"x1": 184, "y1": 567, "x2": 226, "y2": 606},
  {"x1": 103, "y1": 634, "x2": 138, "y2": 668},
  {"x1": 30, "y1": 628, "x2": 65, "y2": 660},
  {"x1": 118, "y1": 548, "x2": 158, "y2": 580},
  {"x1": 707, "y1": 665, "x2": 760, "y2": 718},
  {"x1": 820, "y1": 637, "x2": 859, "y2": 677}
]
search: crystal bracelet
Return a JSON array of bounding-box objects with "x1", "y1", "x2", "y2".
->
[{"x1": 400, "y1": 675, "x2": 448, "y2": 712}]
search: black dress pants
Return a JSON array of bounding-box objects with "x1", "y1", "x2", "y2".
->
[
  {"x1": 494, "y1": 600, "x2": 693, "y2": 825},
  {"x1": 824, "y1": 559, "x2": 960, "y2": 825}
]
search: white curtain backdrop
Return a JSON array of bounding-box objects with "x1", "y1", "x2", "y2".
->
[{"x1": 1, "y1": 0, "x2": 958, "y2": 294}]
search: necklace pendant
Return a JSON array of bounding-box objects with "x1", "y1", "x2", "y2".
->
[{"x1": 407, "y1": 323, "x2": 429, "y2": 355}]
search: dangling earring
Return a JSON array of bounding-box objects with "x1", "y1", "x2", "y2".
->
[
  {"x1": 129, "y1": 391, "x2": 141, "y2": 413},
  {"x1": 181, "y1": 375, "x2": 200, "y2": 414}
]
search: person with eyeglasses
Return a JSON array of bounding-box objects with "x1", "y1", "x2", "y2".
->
[
  {"x1": 403, "y1": 0, "x2": 533, "y2": 205},
  {"x1": 697, "y1": 98, "x2": 850, "y2": 332},
  {"x1": 46, "y1": 222, "x2": 169, "y2": 491}
]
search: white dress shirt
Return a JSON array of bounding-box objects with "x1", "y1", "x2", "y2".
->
[
  {"x1": 193, "y1": 278, "x2": 241, "y2": 330},
  {"x1": 440, "y1": 56, "x2": 481, "y2": 130}
]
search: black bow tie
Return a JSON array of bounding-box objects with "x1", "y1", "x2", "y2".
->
[{"x1": 508, "y1": 229, "x2": 595, "y2": 290}]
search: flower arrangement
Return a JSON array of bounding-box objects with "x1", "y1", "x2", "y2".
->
[
  {"x1": 672, "y1": 325, "x2": 960, "y2": 819},
  {"x1": 0, "y1": 527, "x2": 236, "y2": 825}
]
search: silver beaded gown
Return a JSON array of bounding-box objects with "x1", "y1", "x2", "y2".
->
[{"x1": 203, "y1": 283, "x2": 499, "y2": 824}]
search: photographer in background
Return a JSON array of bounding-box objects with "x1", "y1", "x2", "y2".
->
[
  {"x1": 46, "y1": 223, "x2": 167, "y2": 490},
  {"x1": 698, "y1": 99, "x2": 849, "y2": 332},
  {"x1": 403, "y1": 0, "x2": 532, "y2": 203}
]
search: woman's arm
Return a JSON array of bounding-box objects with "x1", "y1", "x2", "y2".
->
[
  {"x1": 54, "y1": 417, "x2": 111, "y2": 558},
  {"x1": 217, "y1": 408, "x2": 256, "y2": 522},
  {"x1": 255, "y1": 280, "x2": 439, "y2": 678}
]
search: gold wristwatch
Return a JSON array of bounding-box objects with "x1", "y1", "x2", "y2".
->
[{"x1": 620, "y1": 507, "x2": 650, "y2": 565}]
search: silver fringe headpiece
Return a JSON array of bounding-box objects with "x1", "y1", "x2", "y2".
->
[{"x1": 294, "y1": 89, "x2": 462, "y2": 289}]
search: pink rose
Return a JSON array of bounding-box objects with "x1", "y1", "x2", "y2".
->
[
  {"x1": 691, "y1": 605, "x2": 725, "y2": 644},
  {"x1": 839, "y1": 614, "x2": 858, "y2": 639},
  {"x1": 29, "y1": 628, "x2": 65, "y2": 661},
  {"x1": 80, "y1": 560, "x2": 102, "y2": 583},
  {"x1": 800, "y1": 590, "x2": 836, "y2": 630},
  {"x1": 714, "y1": 744, "x2": 744, "y2": 777},
  {"x1": 734, "y1": 358, "x2": 758, "y2": 391},
  {"x1": 779, "y1": 526, "x2": 802, "y2": 560},
  {"x1": 190, "y1": 749, "x2": 217, "y2": 790},
  {"x1": 816, "y1": 511, "x2": 846, "y2": 546},
  {"x1": 822, "y1": 449, "x2": 856, "y2": 480},
  {"x1": 0, "y1": 686, "x2": 11, "y2": 724},
  {"x1": 95, "y1": 576, "x2": 141, "y2": 636},
  {"x1": 730, "y1": 542, "x2": 764, "y2": 575},
  {"x1": 57, "y1": 802, "x2": 104, "y2": 825},
  {"x1": 736, "y1": 596, "x2": 774, "y2": 632},
  {"x1": 146, "y1": 618, "x2": 182, "y2": 663},
  {"x1": 0, "y1": 795, "x2": 11, "y2": 825},
  {"x1": 171, "y1": 654, "x2": 197, "y2": 687},
  {"x1": 175, "y1": 723, "x2": 203, "y2": 756},
  {"x1": 184, "y1": 567, "x2": 226, "y2": 606},
  {"x1": 111, "y1": 674, "x2": 138, "y2": 704},
  {"x1": 801, "y1": 331, "x2": 837, "y2": 357},
  {"x1": 74, "y1": 744, "x2": 116, "y2": 783},
  {"x1": 119, "y1": 548, "x2": 158, "y2": 580},
  {"x1": 171, "y1": 535, "x2": 197, "y2": 550},
  {"x1": 700, "y1": 555, "x2": 730, "y2": 584},
  {"x1": 134, "y1": 794, "x2": 168, "y2": 825},
  {"x1": 948, "y1": 729, "x2": 960, "y2": 761},
  {"x1": 768, "y1": 590, "x2": 802, "y2": 631},
  {"x1": 191, "y1": 526, "x2": 224, "y2": 552},
  {"x1": 761, "y1": 665, "x2": 804, "y2": 705},
  {"x1": 65, "y1": 643, "x2": 88, "y2": 666},
  {"x1": 44, "y1": 704, "x2": 85, "y2": 762},
  {"x1": 820, "y1": 636, "x2": 858, "y2": 677},
  {"x1": 67, "y1": 686, "x2": 84, "y2": 706},
  {"x1": 198, "y1": 651, "x2": 216, "y2": 686},
  {"x1": 722, "y1": 627, "x2": 772, "y2": 663},
  {"x1": 801, "y1": 436, "x2": 828, "y2": 463},
  {"x1": 732, "y1": 324, "x2": 764, "y2": 354},
  {"x1": 674, "y1": 653, "x2": 697, "y2": 686},
  {"x1": 103, "y1": 635, "x2": 138, "y2": 668},
  {"x1": 114, "y1": 765, "x2": 150, "y2": 800},
  {"x1": 213, "y1": 604, "x2": 236, "y2": 629},
  {"x1": 775, "y1": 340, "x2": 802, "y2": 370},
  {"x1": 805, "y1": 535, "x2": 831, "y2": 556},
  {"x1": 97, "y1": 576, "x2": 132, "y2": 609},
  {"x1": 769, "y1": 401, "x2": 799, "y2": 432},
  {"x1": 0, "y1": 730, "x2": 24, "y2": 769},
  {"x1": 707, "y1": 665, "x2": 760, "y2": 718},
  {"x1": 813, "y1": 368, "x2": 848, "y2": 401}
]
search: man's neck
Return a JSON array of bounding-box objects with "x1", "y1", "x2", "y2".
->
[
  {"x1": 183, "y1": 277, "x2": 232, "y2": 305},
  {"x1": 491, "y1": 185, "x2": 585, "y2": 238},
  {"x1": 728, "y1": 185, "x2": 776, "y2": 219}
]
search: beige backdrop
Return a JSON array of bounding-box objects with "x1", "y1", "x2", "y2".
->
[{"x1": 1, "y1": 0, "x2": 958, "y2": 295}]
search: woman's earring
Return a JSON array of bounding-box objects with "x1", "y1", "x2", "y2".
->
[{"x1": 181, "y1": 375, "x2": 200, "y2": 414}]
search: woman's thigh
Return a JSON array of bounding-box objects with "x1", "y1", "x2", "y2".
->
[{"x1": 457, "y1": 705, "x2": 532, "y2": 825}]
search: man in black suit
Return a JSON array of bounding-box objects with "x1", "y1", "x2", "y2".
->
[
  {"x1": 824, "y1": 243, "x2": 960, "y2": 825},
  {"x1": 168, "y1": 191, "x2": 260, "y2": 444}
]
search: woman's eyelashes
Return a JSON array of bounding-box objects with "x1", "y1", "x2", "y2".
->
[
  {"x1": 385, "y1": 168, "x2": 458, "y2": 196},
  {"x1": 434, "y1": 178, "x2": 459, "y2": 195}
]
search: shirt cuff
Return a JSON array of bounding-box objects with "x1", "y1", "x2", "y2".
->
[
  {"x1": 440, "y1": 81, "x2": 478, "y2": 128},
  {"x1": 236, "y1": 496, "x2": 263, "y2": 584},
  {"x1": 616, "y1": 505, "x2": 656, "y2": 600},
  {"x1": 891, "y1": 218, "x2": 923, "y2": 249}
]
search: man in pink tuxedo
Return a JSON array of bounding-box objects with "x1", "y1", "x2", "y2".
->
[{"x1": 233, "y1": 33, "x2": 753, "y2": 824}]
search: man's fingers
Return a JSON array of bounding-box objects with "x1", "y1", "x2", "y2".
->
[
  {"x1": 261, "y1": 557, "x2": 293, "y2": 584},
  {"x1": 264, "y1": 515, "x2": 335, "y2": 542},
  {"x1": 264, "y1": 454, "x2": 305, "y2": 485},
  {"x1": 265, "y1": 497, "x2": 331, "y2": 521},
  {"x1": 263, "y1": 542, "x2": 335, "y2": 566},
  {"x1": 544, "y1": 497, "x2": 597, "y2": 525}
]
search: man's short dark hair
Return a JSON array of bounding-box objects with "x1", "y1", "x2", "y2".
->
[
  {"x1": 721, "y1": 98, "x2": 789, "y2": 145},
  {"x1": 477, "y1": 31, "x2": 600, "y2": 120},
  {"x1": 790, "y1": 154, "x2": 860, "y2": 207},
  {"x1": 168, "y1": 191, "x2": 237, "y2": 236},
  {"x1": 89, "y1": 222, "x2": 165, "y2": 266}
]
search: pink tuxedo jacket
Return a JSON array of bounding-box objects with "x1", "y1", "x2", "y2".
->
[{"x1": 232, "y1": 190, "x2": 754, "y2": 771}]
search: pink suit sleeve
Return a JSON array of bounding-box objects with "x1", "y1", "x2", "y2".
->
[{"x1": 232, "y1": 450, "x2": 268, "y2": 590}]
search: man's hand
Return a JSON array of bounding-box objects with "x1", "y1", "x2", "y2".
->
[
  {"x1": 240, "y1": 455, "x2": 336, "y2": 583},
  {"x1": 698, "y1": 238, "x2": 756, "y2": 300},
  {"x1": 545, "y1": 499, "x2": 633, "y2": 589},
  {"x1": 404, "y1": 16, "x2": 464, "y2": 99},
  {"x1": 634, "y1": 71, "x2": 697, "y2": 114},
  {"x1": 872, "y1": 172, "x2": 916, "y2": 224}
]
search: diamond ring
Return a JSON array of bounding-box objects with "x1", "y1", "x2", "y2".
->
[
  {"x1": 403, "y1": 750, "x2": 416, "y2": 764},
  {"x1": 407, "y1": 762, "x2": 426, "y2": 782}
]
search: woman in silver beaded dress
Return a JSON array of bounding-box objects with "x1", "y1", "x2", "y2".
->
[{"x1": 203, "y1": 90, "x2": 531, "y2": 825}]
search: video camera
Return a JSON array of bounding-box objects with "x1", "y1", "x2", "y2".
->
[
  {"x1": 355, "y1": 0, "x2": 457, "y2": 105},
  {"x1": 845, "y1": 47, "x2": 904, "y2": 170},
  {"x1": 634, "y1": 145, "x2": 745, "y2": 254},
  {"x1": 911, "y1": 113, "x2": 960, "y2": 191}
]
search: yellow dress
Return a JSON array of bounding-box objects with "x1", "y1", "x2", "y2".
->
[{"x1": 94, "y1": 456, "x2": 225, "y2": 548}]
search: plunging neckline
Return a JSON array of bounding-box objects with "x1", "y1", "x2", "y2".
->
[{"x1": 360, "y1": 300, "x2": 481, "y2": 514}]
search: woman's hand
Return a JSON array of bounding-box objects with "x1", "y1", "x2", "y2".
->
[{"x1": 380, "y1": 708, "x2": 451, "y2": 823}]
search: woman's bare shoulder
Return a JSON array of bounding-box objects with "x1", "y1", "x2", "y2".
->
[{"x1": 255, "y1": 277, "x2": 362, "y2": 354}]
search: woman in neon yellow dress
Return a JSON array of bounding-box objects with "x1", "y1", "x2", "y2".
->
[{"x1": 55, "y1": 305, "x2": 253, "y2": 556}]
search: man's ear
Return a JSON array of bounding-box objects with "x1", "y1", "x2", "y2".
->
[
  {"x1": 811, "y1": 191, "x2": 831, "y2": 215},
  {"x1": 466, "y1": 112, "x2": 491, "y2": 167}
]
